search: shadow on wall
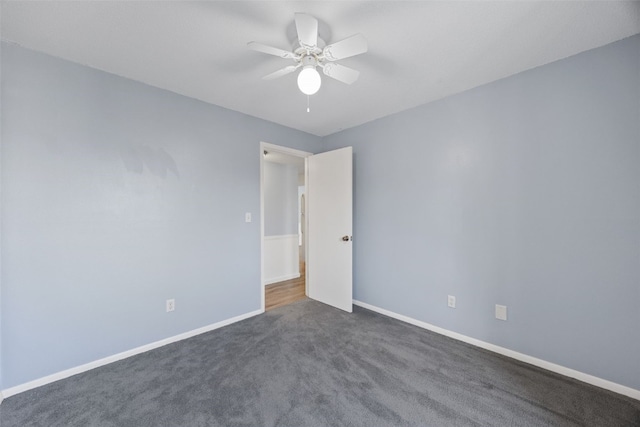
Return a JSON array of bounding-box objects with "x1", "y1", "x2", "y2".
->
[{"x1": 119, "y1": 144, "x2": 180, "y2": 178}]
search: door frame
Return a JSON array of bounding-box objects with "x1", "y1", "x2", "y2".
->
[{"x1": 260, "y1": 141, "x2": 312, "y2": 312}]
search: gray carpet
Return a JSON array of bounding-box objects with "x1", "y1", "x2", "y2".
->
[{"x1": 1, "y1": 300, "x2": 639, "y2": 426}]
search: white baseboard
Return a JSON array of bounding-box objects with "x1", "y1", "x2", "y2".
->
[
  {"x1": 264, "y1": 272, "x2": 300, "y2": 286},
  {"x1": 353, "y1": 300, "x2": 640, "y2": 401},
  {"x1": 1, "y1": 308, "x2": 263, "y2": 400},
  {"x1": 0, "y1": 390, "x2": 3, "y2": 404}
]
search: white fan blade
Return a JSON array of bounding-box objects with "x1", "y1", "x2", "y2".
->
[
  {"x1": 295, "y1": 13, "x2": 318, "y2": 48},
  {"x1": 263, "y1": 65, "x2": 300, "y2": 80},
  {"x1": 321, "y1": 63, "x2": 360, "y2": 85},
  {"x1": 323, "y1": 34, "x2": 368, "y2": 61},
  {"x1": 248, "y1": 41, "x2": 295, "y2": 59}
]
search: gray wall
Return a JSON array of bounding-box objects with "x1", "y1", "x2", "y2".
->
[
  {"x1": 264, "y1": 162, "x2": 299, "y2": 236},
  {"x1": 0, "y1": 43, "x2": 321, "y2": 389},
  {"x1": 0, "y1": 51, "x2": 3, "y2": 390},
  {"x1": 323, "y1": 35, "x2": 640, "y2": 390}
]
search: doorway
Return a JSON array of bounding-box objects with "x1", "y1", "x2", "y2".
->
[{"x1": 260, "y1": 142, "x2": 311, "y2": 312}]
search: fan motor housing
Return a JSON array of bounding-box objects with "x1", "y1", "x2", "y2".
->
[
  {"x1": 300, "y1": 55, "x2": 319, "y2": 67},
  {"x1": 293, "y1": 37, "x2": 326, "y2": 57}
]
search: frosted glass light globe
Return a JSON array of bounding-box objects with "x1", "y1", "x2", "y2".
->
[{"x1": 297, "y1": 66, "x2": 321, "y2": 95}]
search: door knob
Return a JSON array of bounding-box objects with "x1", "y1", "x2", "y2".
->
[{"x1": 342, "y1": 235, "x2": 352, "y2": 242}]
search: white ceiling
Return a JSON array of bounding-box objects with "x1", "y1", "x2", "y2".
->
[{"x1": 2, "y1": 1, "x2": 639, "y2": 137}]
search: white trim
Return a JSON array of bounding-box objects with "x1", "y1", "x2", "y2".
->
[
  {"x1": 264, "y1": 234, "x2": 299, "y2": 241},
  {"x1": 264, "y1": 273, "x2": 301, "y2": 286},
  {"x1": 263, "y1": 234, "x2": 300, "y2": 285},
  {"x1": 261, "y1": 142, "x2": 312, "y2": 159},
  {"x1": 353, "y1": 300, "x2": 640, "y2": 401},
  {"x1": 1, "y1": 308, "x2": 263, "y2": 399},
  {"x1": 0, "y1": 391, "x2": 3, "y2": 405}
]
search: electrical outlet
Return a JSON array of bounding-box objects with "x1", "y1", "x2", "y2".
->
[
  {"x1": 166, "y1": 299, "x2": 175, "y2": 313},
  {"x1": 245, "y1": 212, "x2": 252, "y2": 223},
  {"x1": 447, "y1": 295, "x2": 456, "y2": 308},
  {"x1": 495, "y1": 304, "x2": 507, "y2": 321}
]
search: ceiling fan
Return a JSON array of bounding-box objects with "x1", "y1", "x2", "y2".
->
[{"x1": 248, "y1": 13, "x2": 368, "y2": 96}]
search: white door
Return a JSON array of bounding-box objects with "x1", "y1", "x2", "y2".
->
[{"x1": 306, "y1": 147, "x2": 353, "y2": 312}]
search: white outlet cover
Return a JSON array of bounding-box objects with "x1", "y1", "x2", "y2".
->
[
  {"x1": 495, "y1": 304, "x2": 507, "y2": 321},
  {"x1": 166, "y1": 299, "x2": 175, "y2": 312},
  {"x1": 245, "y1": 212, "x2": 252, "y2": 223},
  {"x1": 447, "y1": 295, "x2": 456, "y2": 308}
]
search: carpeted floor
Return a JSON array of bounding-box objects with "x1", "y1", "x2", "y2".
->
[{"x1": 1, "y1": 299, "x2": 639, "y2": 426}]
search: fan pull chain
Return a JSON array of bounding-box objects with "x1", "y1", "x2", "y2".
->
[{"x1": 307, "y1": 95, "x2": 310, "y2": 113}]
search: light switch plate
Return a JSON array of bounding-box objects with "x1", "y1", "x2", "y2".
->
[
  {"x1": 495, "y1": 304, "x2": 507, "y2": 321},
  {"x1": 245, "y1": 212, "x2": 252, "y2": 223}
]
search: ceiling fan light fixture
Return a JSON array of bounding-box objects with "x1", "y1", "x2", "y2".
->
[
  {"x1": 297, "y1": 66, "x2": 321, "y2": 95},
  {"x1": 248, "y1": 13, "x2": 368, "y2": 97}
]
